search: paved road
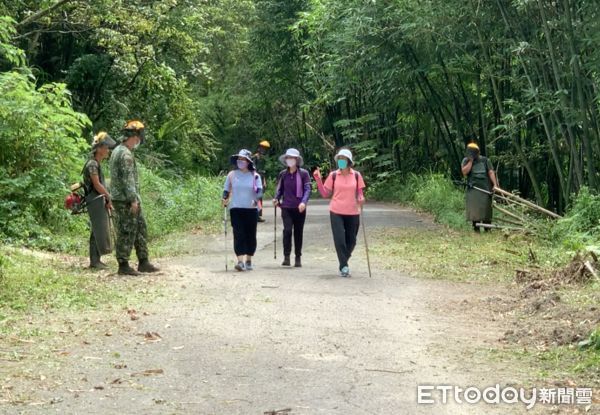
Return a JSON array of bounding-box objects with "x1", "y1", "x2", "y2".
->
[{"x1": 10, "y1": 201, "x2": 539, "y2": 415}]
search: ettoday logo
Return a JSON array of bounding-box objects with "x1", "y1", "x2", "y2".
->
[{"x1": 417, "y1": 384, "x2": 594, "y2": 409}]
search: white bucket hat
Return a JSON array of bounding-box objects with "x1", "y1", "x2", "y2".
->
[
  {"x1": 279, "y1": 148, "x2": 304, "y2": 166},
  {"x1": 334, "y1": 149, "x2": 354, "y2": 165}
]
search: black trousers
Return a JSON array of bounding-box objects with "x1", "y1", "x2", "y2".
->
[
  {"x1": 330, "y1": 212, "x2": 360, "y2": 270},
  {"x1": 230, "y1": 208, "x2": 258, "y2": 256},
  {"x1": 281, "y1": 207, "x2": 307, "y2": 257}
]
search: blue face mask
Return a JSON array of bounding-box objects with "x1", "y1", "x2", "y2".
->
[
  {"x1": 237, "y1": 160, "x2": 249, "y2": 170},
  {"x1": 337, "y1": 159, "x2": 348, "y2": 169}
]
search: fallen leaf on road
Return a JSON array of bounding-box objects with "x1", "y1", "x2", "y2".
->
[
  {"x1": 264, "y1": 409, "x2": 292, "y2": 415},
  {"x1": 131, "y1": 369, "x2": 164, "y2": 377},
  {"x1": 143, "y1": 332, "x2": 162, "y2": 342},
  {"x1": 127, "y1": 309, "x2": 140, "y2": 320}
]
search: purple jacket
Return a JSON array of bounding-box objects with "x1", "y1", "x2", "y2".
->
[{"x1": 275, "y1": 168, "x2": 311, "y2": 209}]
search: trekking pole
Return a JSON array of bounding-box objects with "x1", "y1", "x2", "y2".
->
[
  {"x1": 223, "y1": 206, "x2": 228, "y2": 272},
  {"x1": 360, "y1": 205, "x2": 372, "y2": 278},
  {"x1": 274, "y1": 205, "x2": 277, "y2": 260}
]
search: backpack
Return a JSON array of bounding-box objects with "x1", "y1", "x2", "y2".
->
[{"x1": 331, "y1": 170, "x2": 362, "y2": 198}]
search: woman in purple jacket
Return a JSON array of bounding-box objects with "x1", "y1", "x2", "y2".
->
[{"x1": 272, "y1": 148, "x2": 312, "y2": 267}]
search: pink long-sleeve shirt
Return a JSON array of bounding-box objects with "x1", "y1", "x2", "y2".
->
[{"x1": 315, "y1": 169, "x2": 366, "y2": 215}]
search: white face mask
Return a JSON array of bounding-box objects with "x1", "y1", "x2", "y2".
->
[{"x1": 286, "y1": 158, "x2": 297, "y2": 168}]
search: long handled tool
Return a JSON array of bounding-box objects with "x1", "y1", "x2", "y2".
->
[
  {"x1": 108, "y1": 209, "x2": 117, "y2": 252},
  {"x1": 494, "y1": 187, "x2": 562, "y2": 219},
  {"x1": 274, "y1": 205, "x2": 277, "y2": 260},
  {"x1": 360, "y1": 206, "x2": 372, "y2": 278},
  {"x1": 223, "y1": 206, "x2": 228, "y2": 272}
]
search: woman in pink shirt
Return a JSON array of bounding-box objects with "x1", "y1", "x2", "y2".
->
[{"x1": 313, "y1": 149, "x2": 366, "y2": 277}]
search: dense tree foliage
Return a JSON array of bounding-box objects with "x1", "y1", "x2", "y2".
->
[{"x1": 1, "y1": 0, "x2": 600, "y2": 235}]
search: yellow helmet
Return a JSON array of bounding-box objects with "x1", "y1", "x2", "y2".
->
[
  {"x1": 123, "y1": 120, "x2": 146, "y2": 141},
  {"x1": 259, "y1": 140, "x2": 270, "y2": 148},
  {"x1": 466, "y1": 143, "x2": 480, "y2": 151},
  {"x1": 92, "y1": 131, "x2": 116, "y2": 150},
  {"x1": 124, "y1": 120, "x2": 145, "y2": 131}
]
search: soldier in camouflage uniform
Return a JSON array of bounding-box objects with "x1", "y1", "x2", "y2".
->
[
  {"x1": 109, "y1": 120, "x2": 159, "y2": 275},
  {"x1": 83, "y1": 131, "x2": 116, "y2": 269}
]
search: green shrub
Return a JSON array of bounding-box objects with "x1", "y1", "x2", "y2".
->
[
  {"x1": 0, "y1": 18, "x2": 91, "y2": 245},
  {"x1": 549, "y1": 187, "x2": 600, "y2": 250},
  {"x1": 579, "y1": 328, "x2": 600, "y2": 352},
  {"x1": 140, "y1": 166, "x2": 223, "y2": 237},
  {"x1": 368, "y1": 173, "x2": 467, "y2": 229},
  {"x1": 412, "y1": 174, "x2": 466, "y2": 229}
]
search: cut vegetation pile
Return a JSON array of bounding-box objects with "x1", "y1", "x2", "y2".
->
[
  {"x1": 516, "y1": 251, "x2": 599, "y2": 291},
  {"x1": 496, "y1": 252, "x2": 600, "y2": 350}
]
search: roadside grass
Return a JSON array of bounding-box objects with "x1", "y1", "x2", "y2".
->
[
  {"x1": 0, "y1": 249, "x2": 124, "y2": 315},
  {"x1": 370, "y1": 227, "x2": 568, "y2": 283},
  {"x1": 0, "y1": 171, "x2": 222, "y2": 343},
  {"x1": 368, "y1": 173, "x2": 468, "y2": 229},
  {"x1": 371, "y1": 225, "x2": 599, "y2": 388},
  {"x1": 0, "y1": 247, "x2": 164, "y2": 339},
  {"x1": 488, "y1": 344, "x2": 600, "y2": 387}
]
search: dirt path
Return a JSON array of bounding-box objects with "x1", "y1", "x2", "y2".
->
[{"x1": 6, "y1": 201, "x2": 554, "y2": 414}]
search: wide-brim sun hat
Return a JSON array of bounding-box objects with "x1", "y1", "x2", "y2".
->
[
  {"x1": 230, "y1": 148, "x2": 255, "y2": 168},
  {"x1": 334, "y1": 148, "x2": 354, "y2": 165},
  {"x1": 278, "y1": 148, "x2": 304, "y2": 166}
]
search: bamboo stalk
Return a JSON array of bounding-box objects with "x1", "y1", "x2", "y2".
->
[
  {"x1": 494, "y1": 187, "x2": 562, "y2": 219},
  {"x1": 583, "y1": 261, "x2": 598, "y2": 280},
  {"x1": 494, "y1": 215, "x2": 525, "y2": 227},
  {"x1": 493, "y1": 193, "x2": 532, "y2": 211},
  {"x1": 493, "y1": 203, "x2": 527, "y2": 223}
]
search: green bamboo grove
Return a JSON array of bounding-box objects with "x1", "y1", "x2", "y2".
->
[{"x1": 1, "y1": 0, "x2": 600, "y2": 219}]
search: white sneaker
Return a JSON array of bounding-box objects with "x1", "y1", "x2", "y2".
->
[
  {"x1": 340, "y1": 266, "x2": 350, "y2": 277},
  {"x1": 235, "y1": 261, "x2": 246, "y2": 272}
]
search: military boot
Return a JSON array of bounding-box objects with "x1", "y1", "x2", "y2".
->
[
  {"x1": 138, "y1": 259, "x2": 159, "y2": 273},
  {"x1": 90, "y1": 261, "x2": 108, "y2": 270},
  {"x1": 118, "y1": 261, "x2": 140, "y2": 276}
]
